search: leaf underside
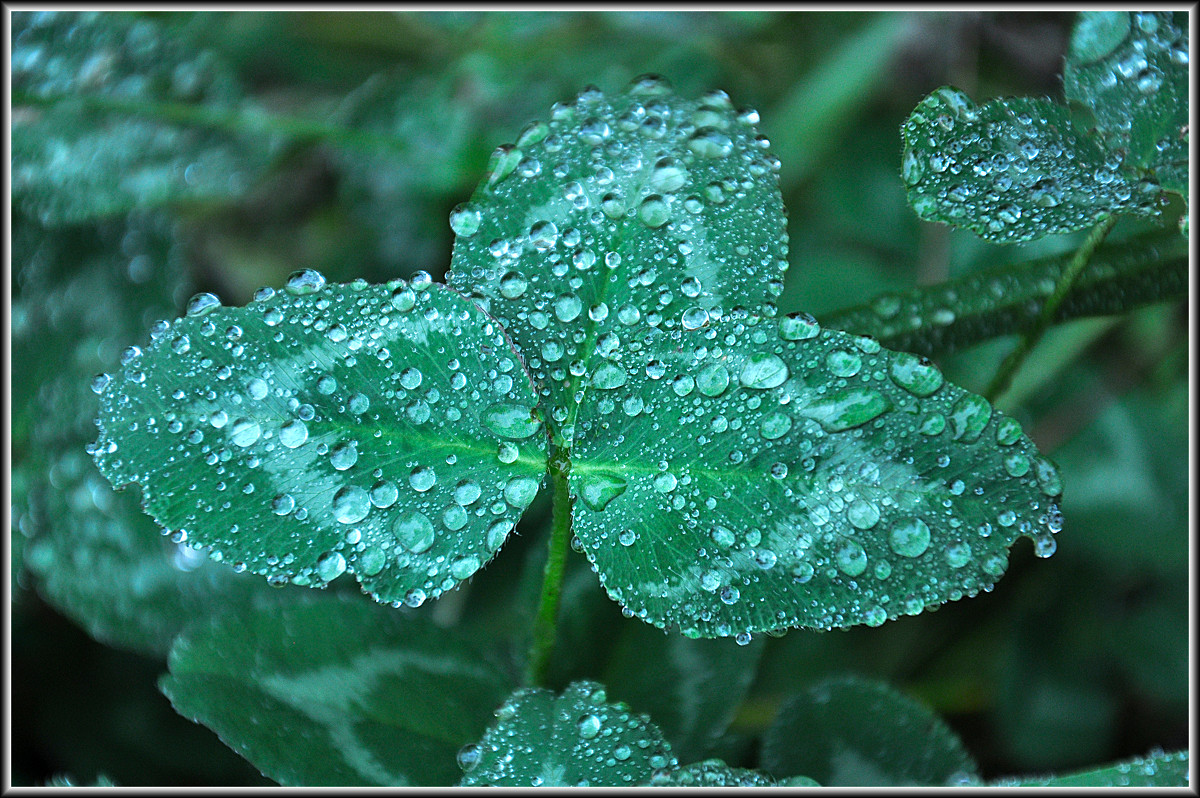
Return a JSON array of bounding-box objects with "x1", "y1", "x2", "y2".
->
[{"x1": 92, "y1": 278, "x2": 549, "y2": 607}]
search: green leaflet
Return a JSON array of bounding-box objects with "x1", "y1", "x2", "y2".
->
[
  {"x1": 901, "y1": 88, "x2": 1160, "y2": 243},
  {"x1": 91, "y1": 273, "x2": 548, "y2": 606},
  {"x1": 161, "y1": 596, "x2": 515, "y2": 786},
  {"x1": 570, "y1": 312, "x2": 1062, "y2": 637},
  {"x1": 447, "y1": 76, "x2": 789, "y2": 448},
  {"x1": 1064, "y1": 11, "x2": 1189, "y2": 198},
  {"x1": 760, "y1": 675, "x2": 978, "y2": 786},
  {"x1": 458, "y1": 680, "x2": 677, "y2": 786},
  {"x1": 995, "y1": 749, "x2": 1189, "y2": 788},
  {"x1": 11, "y1": 11, "x2": 279, "y2": 225},
  {"x1": 820, "y1": 229, "x2": 1188, "y2": 357}
]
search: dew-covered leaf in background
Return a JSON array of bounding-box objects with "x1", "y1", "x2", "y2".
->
[
  {"x1": 570, "y1": 311, "x2": 1062, "y2": 637},
  {"x1": 760, "y1": 675, "x2": 978, "y2": 786},
  {"x1": 161, "y1": 595, "x2": 515, "y2": 786},
  {"x1": 994, "y1": 749, "x2": 1190, "y2": 788},
  {"x1": 457, "y1": 680, "x2": 677, "y2": 787},
  {"x1": 91, "y1": 274, "x2": 548, "y2": 607},
  {"x1": 901, "y1": 87, "x2": 1161, "y2": 243},
  {"x1": 10, "y1": 11, "x2": 280, "y2": 226},
  {"x1": 820, "y1": 228, "x2": 1188, "y2": 357},
  {"x1": 1064, "y1": 11, "x2": 1189, "y2": 198},
  {"x1": 647, "y1": 759, "x2": 789, "y2": 786},
  {"x1": 601, "y1": 622, "x2": 764, "y2": 764},
  {"x1": 448, "y1": 76, "x2": 789, "y2": 447},
  {"x1": 13, "y1": 212, "x2": 291, "y2": 655}
]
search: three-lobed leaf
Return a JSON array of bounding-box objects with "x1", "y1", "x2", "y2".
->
[
  {"x1": 92, "y1": 273, "x2": 548, "y2": 606},
  {"x1": 570, "y1": 311, "x2": 1062, "y2": 637},
  {"x1": 161, "y1": 595, "x2": 515, "y2": 786},
  {"x1": 447, "y1": 75, "x2": 789, "y2": 448},
  {"x1": 457, "y1": 680, "x2": 677, "y2": 787}
]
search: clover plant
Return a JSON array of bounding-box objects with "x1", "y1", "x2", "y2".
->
[{"x1": 12, "y1": 10, "x2": 1188, "y2": 787}]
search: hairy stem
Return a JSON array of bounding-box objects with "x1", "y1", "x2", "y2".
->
[
  {"x1": 984, "y1": 215, "x2": 1118, "y2": 403},
  {"x1": 524, "y1": 446, "x2": 573, "y2": 686}
]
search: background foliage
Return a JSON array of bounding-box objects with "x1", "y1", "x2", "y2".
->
[{"x1": 10, "y1": 10, "x2": 1188, "y2": 785}]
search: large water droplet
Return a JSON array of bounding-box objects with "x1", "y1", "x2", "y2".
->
[
  {"x1": 889, "y1": 516, "x2": 931, "y2": 558},
  {"x1": 591, "y1": 361, "x2": 627, "y2": 390},
  {"x1": 394, "y1": 511, "x2": 436, "y2": 553},
  {"x1": 739, "y1": 353, "x2": 788, "y2": 389},
  {"x1": 578, "y1": 473, "x2": 628, "y2": 511},
  {"x1": 332, "y1": 486, "x2": 370, "y2": 524},
  {"x1": 888, "y1": 352, "x2": 944, "y2": 396},
  {"x1": 800, "y1": 388, "x2": 890, "y2": 432},
  {"x1": 482, "y1": 403, "x2": 542, "y2": 440}
]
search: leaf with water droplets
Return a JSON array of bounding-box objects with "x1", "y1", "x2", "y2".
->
[
  {"x1": 10, "y1": 11, "x2": 279, "y2": 226},
  {"x1": 161, "y1": 596, "x2": 514, "y2": 786},
  {"x1": 92, "y1": 274, "x2": 548, "y2": 607},
  {"x1": 570, "y1": 311, "x2": 1062, "y2": 637},
  {"x1": 458, "y1": 680, "x2": 677, "y2": 787},
  {"x1": 1064, "y1": 11, "x2": 1189, "y2": 198},
  {"x1": 901, "y1": 87, "x2": 1161, "y2": 243},
  {"x1": 760, "y1": 676, "x2": 978, "y2": 786},
  {"x1": 821, "y1": 228, "x2": 1188, "y2": 357},
  {"x1": 996, "y1": 749, "x2": 1189, "y2": 788},
  {"x1": 447, "y1": 76, "x2": 789, "y2": 447},
  {"x1": 648, "y1": 759, "x2": 789, "y2": 786}
]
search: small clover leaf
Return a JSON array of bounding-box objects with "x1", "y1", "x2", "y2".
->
[
  {"x1": 92, "y1": 273, "x2": 548, "y2": 606},
  {"x1": 457, "y1": 680, "x2": 677, "y2": 787},
  {"x1": 901, "y1": 88, "x2": 1159, "y2": 243}
]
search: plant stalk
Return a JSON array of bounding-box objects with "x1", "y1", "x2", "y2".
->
[
  {"x1": 524, "y1": 445, "x2": 573, "y2": 686},
  {"x1": 984, "y1": 215, "x2": 1118, "y2": 403}
]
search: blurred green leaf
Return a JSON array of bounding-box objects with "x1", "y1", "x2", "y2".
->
[
  {"x1": 448, "y1": 76, "x2": 789, "y2": 449},
  {"x1": 92, "y1": 276, "x2": 548, "y2": 605},
  {"x1": 820, "y1": 228, "x2": 1187, "y2": 357},
  {"x1": 458, "y1": 680, "x2": 676, "y2": 786},
  {"x1": 11, "y1": 11, "x2": 280, "y2": 225},
  {"x1": 901, "y1": 87, "x2": 1161, "y2": 243},
  {"x1": 571, "y1": 311, "x2": 1063, "y2": 636},
  {"x1": 996, "y1": 748, "x2": 1189, "y2": 787},
  {"x1": 161, "y1": 595, "x2": 515, "y2": 785},
  {"x1": 602, "y1": 621, "x2": 764, "y2": 763},
  {"x1": 1064, "y1": 12, "x2": 1189, "y2": 198},
  {"x1": 760, "y1": 675, "x2": 978, "y2": 786},
  {"x1": 13, "y1": 213, "x2": 290, "y2": 656}
]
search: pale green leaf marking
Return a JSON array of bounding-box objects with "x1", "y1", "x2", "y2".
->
[
  {"x1": 570, "y1": 312, "x2": 1062, "y2": 637},
  {"x1": 92, "y1": 276, "x2": 548, "y2": 606}
]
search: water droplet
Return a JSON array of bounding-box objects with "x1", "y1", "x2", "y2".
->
[
  {"x1": 457, "y1": 744, "x2": 481, "y2": 773},
  {"x1": 946, "y1": 541, "x2": 972, "y2": 568},
  {"x1": 390, "y1": 285, "x2": 416, "y2": 311},
  {"x1": 186, "y1": 292, "x2": 221, "y2": 317},
  {"x1": 778, "y1": 312, "x2": 820, "y2": 340},
  {"x1": 394, "y1": 511, "x2": 435, "y2": 553},
  {"x1": 529, "y1": 220, "x2": 559, "y2": 250},
  {"x1": 739, "y1": 353, "x2": 788, "y2": 389},
  {"x1": 316, "y1": 550, "x2": 347, "y2": 582},
  {"x1": 499, "y1": 271, "x2": 528, "y2": 299},
  {"x1": 450, "y1": 555, "x2": 481, "y2": 580},
  {"x1": 592, "y1": 361, "x2": 627, "y2": 390},
  {"x1": 453, "y1": 479, "x2": 482, "y2": 506},
  {"x1": 504, "y1": 475, "x2": 539, "y2": 507},
  {"x1": 834, "y1": 540, "x2": 868, "y2": 576},
  {"x1": 681, "y1": 306, "x2": 710, "y2": 330},
  {"x1": 846, "y1": 498, "x2": 881, "y2": 530},
  {"x1": 652, "y1": 472, "x2": 678, "y2": 493},
  {"x1": 1032, "y1": 456, "x2": 1063, "y2": 497},
  {"x1": 949, "y1": 394, "x2": 992, "y2": 442},
  {"x1": 399, "y1": 367, "x2": 423, "y2": 390},
  {"x1": 578, "y1": 473, "x2": 628, "y2": 511},
  {"x1": 888, "y1": 352, "x2": 944, "y2": 396},
  {"x1": 279, "y1": 419, "x2": 308, "y2": 449},
  {"x1": 889, "y1": 517, "x2": 931, "y2": 558},
  {"x1": 826, "y1": 349, "x2": 863, "y2": 378},
  {"x1": 578, "y1": 714, "x2": 602, "y2": 739},
  {"x1": 995, "y1": 416, "x2": 1023, "y2": 445},
  {"x1": 285, "y1": 269, "x2": 325, "y2": 295},
  {"x1": 553, "y1": 293, "x2": 583, "y2": 322},
  {"x1": 639, "y1": 194, "x2": 671, "y2": 228},
  {"x1": 229, "y1": 417, "x2": 262, "y2": 447},
  {"x1": 449, "y1": 203, "x2": 481, "y2": 237},
  {"x1": 332, "y1": 486, "x2": 370, "y2": 524},
  {"x1": 482, "y1": 403, "x2": 542, "y2": 440},
  {"x1": 759, "y1": 411, "x2": 793, "y2": 440},
  {"x1": 409, "y1": 465, "x2": 437, "y2": 492},
  {"x1": 800, "y1": 388, "x2": 890, "y2": 433},
  {"x1": 370, "y1": 480, "x2": 398, "y2": 509},
  {"x1": 330, "y1": 441, "x2": 359, "y2": 471},
  {"x1": 271, "y1": 493, "x2": 295, "y2": 516}
]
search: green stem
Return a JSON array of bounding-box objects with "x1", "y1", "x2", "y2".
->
[
  {"x1": 984, "y1": 215, "x2": 1117, "y2": 403},
  {"x1": 13, "y1": 90, "x2": 410, "y2": 155},
  {"x1": 524, "y1": 446, "x2": 573, "y2": 686}
]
